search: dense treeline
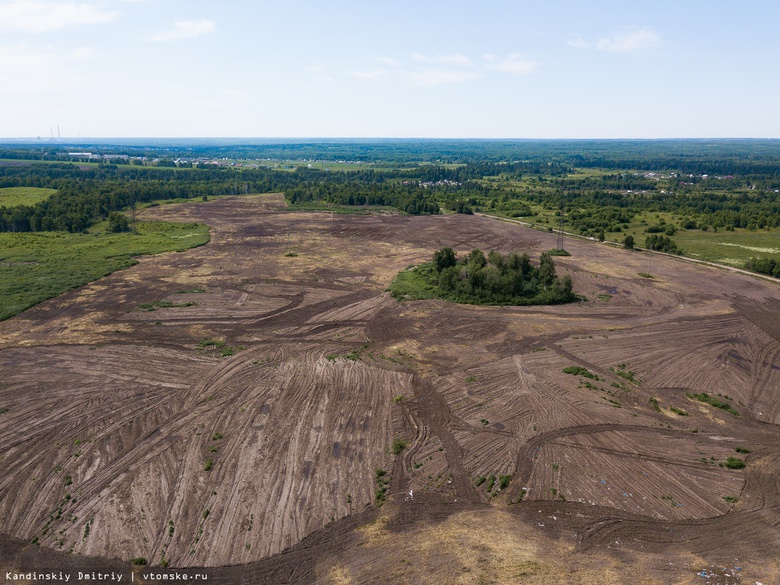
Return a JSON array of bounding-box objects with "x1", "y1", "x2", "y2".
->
[
  {"x1": 5, "y1": 138, "x2": 780, "y2": 166},
  {"x1": 408, "y1": 247, "x2": 576, "y2": 305},
  {"x1": 644, "y1": 234, "x2": 682, "y2": 254},
  {"x1": 744, "y1": 257, "x2": 780, "y2": 278},
  {"x1": 286, "y1": 182, "x2": 440, "y2": 214}
]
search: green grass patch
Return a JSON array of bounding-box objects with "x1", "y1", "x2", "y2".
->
[
  {"x1": 686, "y1": 392, "x2": 739, "y2": 416},
  {"x1": 719, "y1": 457, "x2": 745, "y2": 469},
  {"x1": 0, "y1": 220, "x2": 209, "y2": 321},
  {"x1": 611, "y1": 363, "x2": 639, "y2": 384},
  {"x1": 563, "y1": 365, "x2": 598, "y2": 379},
  {"x1": 0, "y1": 187, "x2": 57, "y2": 207},
  {"x1": 138, "y1": 299, "x2": 197, "y2": 311},
  {"x1": 672, "y1": 227, "x2": 780, "y2": 266},
  {"x1": 392, "y1": 438, "x2": 409, "y2": 455},
  {"x1": 668, "y1": 406, "x2": 688, "y2": 416}
]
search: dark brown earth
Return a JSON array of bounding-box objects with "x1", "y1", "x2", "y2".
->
[{"x1": 1, "y1": 194, "x2": 779, "y2": 584}]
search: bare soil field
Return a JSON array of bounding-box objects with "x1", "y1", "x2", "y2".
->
[{"x1": 1, "y1": 194, "x2": 779, "y2": 584}]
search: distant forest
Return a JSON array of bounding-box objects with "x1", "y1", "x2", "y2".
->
[{"x1": 1, "y1": 140, "x2": 778, "y2": 277}]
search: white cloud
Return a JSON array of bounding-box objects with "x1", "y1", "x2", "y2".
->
[
  {"x1": 150, "y1": 19, "x2": 215, "y2": 42},
  {"x1": 567, "y1": 36, "x2": 589, "y2": 49},
  {"x1": 484, "y1": 53, "x2": 537, "y2": 75},
  {"x1": 374, "y1": 57, "x2": 398, "y2": 66},
  {"x1": 596, "y1": 28, "x2": 661, "y2": 53},
  {"x1": 411, "y1": 53, "x2": 474, "y2": 67},
  {"x1": 0, "y1": 43, "x2": 95, "y2": 91},
  {"x1": 349, "y1": 68, "x2": 389, "y2": 81},
  {"x1": 0, "y1": 1, "x2": 118, "y2": 33},
  {"x1": 408, "y1": 68, "x2": 480, "y2": 86}
]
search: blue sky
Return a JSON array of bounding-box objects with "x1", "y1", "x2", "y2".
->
[{"x1": 1, "y1": 0, "x2": 779, "y2": 138}]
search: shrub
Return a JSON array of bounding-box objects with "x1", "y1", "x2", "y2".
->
[
  {"x1": 392, "y1": 439, "x2": 409, "y2": 455},
  {"x1": 687, "y1": 392, "x2": 739, "y2": 416},
  {"x1": 719, "y1": 457, "x2": 745, "y2": 470},
  {"x1": 131, "y1": 558, "x2": 148, "y2": 566}
]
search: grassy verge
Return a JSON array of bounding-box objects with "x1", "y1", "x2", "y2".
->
[
  {"x1": 0, "y1": 220, "x2": 209, "y2": 320},
  {"x1": 0, "y1": 187, "x2": 57, "y2": 207}
]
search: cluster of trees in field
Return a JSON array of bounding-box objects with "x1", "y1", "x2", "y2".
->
[
  {"x1": 285, "y1": 182, "x2": 440, "y2": 214},
  {"x1": 421, "y1": 247, "x2": 575, "y2": 305},
  {"x1": 644, "y1": 234, "x2": 682, "y2": 254},
  {"x1": 744, "y1": 257, "x2": 780, "y2": 278}
]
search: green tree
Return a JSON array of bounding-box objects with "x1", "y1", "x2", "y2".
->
[
  {"x1": 433, "y1": 247, "x2": 457, "y2": 272},
  {"x1": 108, "y1": 212, "x2": 130, "y2": 233},
  {"x1": 623, "y1": 235, "x2": 635, "y2": 250},
  {"x1": 538, "y1": 252, "x2": 556, "y2": 287}
]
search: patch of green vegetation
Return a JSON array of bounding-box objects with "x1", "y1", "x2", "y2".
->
[
  {"x1": 174, "y1": 288, "x2": 205, "y2": 294},
  {"x1": 392, "y1": 438, "x2": 408, "y2": 455},
  {"x1": 203, "y1": 459, "x2": 213, "y2": 472},
  {"x1": 0, "y1": 220, "x2": 209, "y2": 321},
  {"x1": 719, "y1": 457, "x2": 745, "y2": 470},
  {"x1": 649, "y1": 397, "x2": 661, "y2": 412},
  {"x1": 388, "y1": 248, "x2": 576, "y2": 306},
  {"x1": 374, "y1": 468, "x2": 390, "y2": 506},
  {"x1": 547, "y1": 248, "x2": 570, "y2": 256},
  {"x1": 0, "y1": 187, "x2": 57, "y2": 207},
  {"x1": 687, "y1": 392, "x2": 739, "y2": 416},
  {"x1": 669, "y1": 406, "x2": 688, "y2": 416},
  {"x1": 562, "y1": 365, "x2": 598, "y2": 379},
  {"x1": 138, "y1": 299, "x2": 197, "y2": 311},
  {"x1": 723, "y1": 495, "x2": 739, "y2": 504},
  {"x1": 131, "y1": 558, "x2": 148, "y2": 566},
  {"x1": 392, "y1": 394, "x2": 406, "y2": 403},
  {"x1": 474, "y1": 476, "x2": 486, "y2": 486},
  {"x1": 735, "y1": 446, "x2": 751, "y2": 454},
  {"x1": 485, "y1": 474, "x2": 496, "y2": 493},
  {"x1": 637, "y1": 272, "x2": 654, "y2": 279},
  {"x1": 660, "y1": 495, "x2": 680, "y2": 507},
  {"x1": 498, "y1": 474, "x2": 512, "y2": 490},
  {"x1": 610, "y1": 363, "x2": 639, "y2": 384},
  {"x1": 284, "y1": 251, "x2": 298, "y2": 257},
  {"x1": 212, "y1": 432, "x2": 223, "y2": 441}
]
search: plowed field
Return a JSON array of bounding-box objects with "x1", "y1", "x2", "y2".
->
[{"x1": 1, "y1": 194, "x2": 779, "y2": 584}]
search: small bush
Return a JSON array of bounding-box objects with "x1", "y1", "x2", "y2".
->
[
  {"x1": 563, "y1": 366, "x2": 597, "y2": 379},
  {"x1": 719, "y1": 457, "x2": 745, "y2": 470},
  {"x1": 687, "y1": 392, "x2": 739, "y2": 416},
  {"x1": 735, "y1": 446, "x2": 751, "y2": 454},
  {"x1": 392, "y1": 438, "x2": 409, "y2": 455},
  {"x1": 204, "y1": 459, "x2": 213, "y2": 472},
  {"x1": 131, "y1": 557, "x2": 148, "y2": 566}
]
